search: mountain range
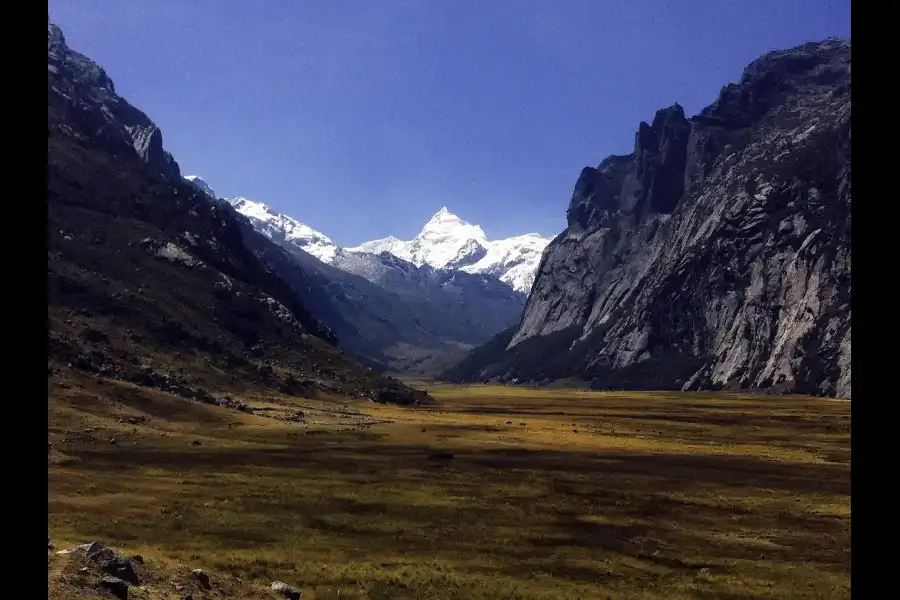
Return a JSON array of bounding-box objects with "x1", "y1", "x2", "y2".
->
[
  {"x1": 48, "y1": 15, "x2": 850, "y2": 400},
  {"x1": 348, "y1": 208, "x2": 550, "y2": 294},
  {"x1": 183, "y1": 182, "x2": 551, "y2": 296},
  {"x1": 179, "y1": 178, "x2": 532, "y2": 373},
  {"x1": 444, "y1": 38, "x2": 851, "y2": 398}
]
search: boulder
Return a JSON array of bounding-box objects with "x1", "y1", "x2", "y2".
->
[
  {"x1": 270, "y1": 581, "x2": 302, "y2": 600},
  {"x1": 99, "y1": 576, "x2": 129, "y2": 600}
]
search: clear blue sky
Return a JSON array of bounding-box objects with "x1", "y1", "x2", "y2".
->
[{"x1": 49, "y1": 0, "x2": 849, "y2": 246}]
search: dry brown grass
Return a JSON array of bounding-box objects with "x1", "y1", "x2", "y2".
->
[{"x1": 48, "y1": 375, "x2": 850, "y2": 599}]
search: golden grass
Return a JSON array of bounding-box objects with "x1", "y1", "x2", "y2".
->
[{"x1": 48, "y1": 376, "x2": 850, "y2": 599}]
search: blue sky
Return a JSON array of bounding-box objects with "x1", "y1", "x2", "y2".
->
[{"x1": 49, "y1": 0, "x2": 850, "y2": 246}]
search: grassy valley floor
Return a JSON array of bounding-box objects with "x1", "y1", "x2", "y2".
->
[{"x1": 48, "y1": 374, "x2": 850, "y2": 600}]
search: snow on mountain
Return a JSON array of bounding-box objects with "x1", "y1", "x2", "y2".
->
[
  {"x1": 349, "y1": 207, "x2": 489, "y2": 269},
  {"x1": 226, "y1": 196, "x2": 340, "y2": 264},
  {"x1": 460, "y1": 232, "x2": 551, "y2": 294},
  {"x1": 349, "y1": 235, "x2": 409, "y2": 259},
  {"x1": 187, "y1": 175, "x2": 549, "y2": 294},
  {"x1": 184, "y1": 175, "x2": 217, "y2": 199},
  {"x1": 348, "y1": 207, "x2": 550, "y2": 293}
]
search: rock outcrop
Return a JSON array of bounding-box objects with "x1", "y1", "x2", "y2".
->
[
  {"x1": 444, "y1": 39, "x2": 851, "y2": 398},
  {"x1": 48, "y1": 19, "x2": 181, "y2": 183}
]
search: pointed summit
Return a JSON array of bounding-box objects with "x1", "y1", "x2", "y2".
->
[
  {"x1": 418, "y1": 207, "x2": 486, "y2": 242},
  {"x1": 424, "y1": 206, "x2": 459, "y2": 225},
  {"x1": 349, "y1": 206, "x2": 551, "y2": 293},
  {"x1": 184, "y1": 175, "x2": 216, "y2": 199}
]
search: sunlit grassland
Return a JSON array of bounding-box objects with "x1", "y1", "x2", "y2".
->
[{"x1": 48, "y1": 375, "x2": 850, "y2": 600}]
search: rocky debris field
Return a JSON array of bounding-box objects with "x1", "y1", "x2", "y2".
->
[{"x1": 49, "y1": 540, "x2": 303, "y2": 599}]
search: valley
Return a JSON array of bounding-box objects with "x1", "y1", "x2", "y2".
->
[
  {"x1": 49, "y1": 375, "x2": 849, "y2": 600},
  {"x1": 47, "y1": 12, "x2": 852, "y2": 600}
]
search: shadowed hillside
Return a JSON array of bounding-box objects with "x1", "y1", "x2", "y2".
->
[{"x1": 47, "y1": 20, "x2": 430, "y2": 406}]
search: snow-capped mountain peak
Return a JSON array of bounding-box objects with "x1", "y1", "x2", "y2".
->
[
  {"x1": 346, "y1": 208, "x2": 484, "y2": 270},
  {"x1": 347, "y1": 235, "x2": 408, "y2": 258},
  {"x1": 420, "y1": 207, "x2": 485, "y2": 239},
  {"x1": 418, "y1": 206, "x2": 487, "y2": 234},
  {"x1": 345, "y1": 208, "x2": 480, "y2": 267},
  {"x1": 349, "y1": 207, "x2": 550, "y2": 293},
  {"x1": 401, "y1": 207, "x2": 490, "y2": 269},
  {"x1": 183, "y1": 176, "x2": 549, "y2": 294},
  {"x1": 225, "y1": 195, "x2": 339, "y2": 263},
  {"x1": 460, "y1": 232, "x2": 550, "y2": 293},
  {"x1": 184, "y1": 174, "x2": 217, "y2": 199}
]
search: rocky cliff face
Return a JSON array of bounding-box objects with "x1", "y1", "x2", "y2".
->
[
  {"x1": 48, "y1": 20, "x2": 181, "y2": 183},
  {"x1": 446, "y1": 38, "x2": 851, "y2": 398}
]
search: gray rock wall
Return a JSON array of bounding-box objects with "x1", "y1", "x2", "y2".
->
[{"x1": 492, "y1": 39, "x2": 851, "y2": 398}]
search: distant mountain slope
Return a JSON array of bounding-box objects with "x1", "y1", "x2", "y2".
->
[
  {"x1": 47, "y1": 19, "x2": 429, "y2": 405},
  {"x1": 443, "y1": 38, "x2": 851, "y2": 398},
  {"x1": 229, "y1": 196, "x2": 341, "y2": 264},
  {"x1": 220, "y1": 195, "x2": 526, "y2": 373},
  {"x1": 330, "y1": 249, "x2": 525, "y2": 343}
]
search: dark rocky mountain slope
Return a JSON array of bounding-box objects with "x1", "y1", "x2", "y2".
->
[
  {"x1": 443, "y1": 38, "x2": 851, "y2": 398},
  {"x1": 294, "y1": 248, "x2": 525, "y2": 373},
  {"x1": 255, "y1": 239, "x2": 522, "y2": 374},
  {"x1": 47, "y1": 20, "x2": 430, "y2": 405},
  {"x1": 333, "y1": 249, "x2": 524, "y2": 348}
]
